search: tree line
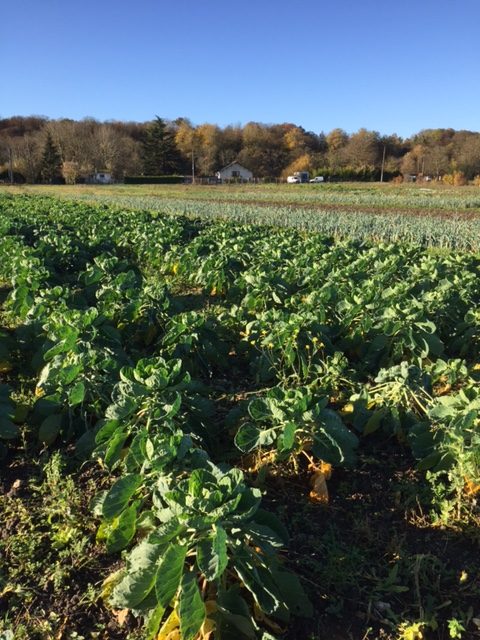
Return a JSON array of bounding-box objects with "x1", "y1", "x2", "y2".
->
[{"x1": 1, "y1": 115, "x2": 480, "y2": 183}]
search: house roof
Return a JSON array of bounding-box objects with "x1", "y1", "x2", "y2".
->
[{"x1": 218, "y1": 161, "x2": 252, "y2": 172}]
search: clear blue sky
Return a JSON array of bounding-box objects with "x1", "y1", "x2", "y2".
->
[{"x1": 3, "y1": 0, "x2": 480, "y2": 138}]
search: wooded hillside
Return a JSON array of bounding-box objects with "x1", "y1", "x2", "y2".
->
[{"x1": 1, "y1": 115, "x2": 480, "y2": 183}]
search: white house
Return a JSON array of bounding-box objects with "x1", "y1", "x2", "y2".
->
[
  {"x1": 215, "y1": 162, "x2": 253, "y2": 183},
  {"x1": 88, "y1": 171, "x2": 114, "y2": 184}
]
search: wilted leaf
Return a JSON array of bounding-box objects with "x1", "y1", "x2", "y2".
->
[
  {"x1": 100, "y1": 568, "x2": 125, "y2": 601},
  {"x1": 464, "y1": 477, "x2": 480, "y2": 496},
  {"x1": 308, "y1": 461, "x2": 332, "y2": 504},
  {"x1": 199, "y1": 600, "x2": 217, "y2": 639},
  {"x1": 113, "y1": 608, "x2": 129, "y2": 626},
  {"x1": 157, "y1": 608, "x2": 180, "y2": 640}
]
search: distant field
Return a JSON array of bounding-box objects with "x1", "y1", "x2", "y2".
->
[
  {"x1": 4, "y1": 180, "x2": 480, "y2": 212},
  {"x1": 3, "y1": 182, "x2": 480, "y2": 250}
]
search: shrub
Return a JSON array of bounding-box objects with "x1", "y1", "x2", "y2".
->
[
  {"x1": 443, "y1": 171, "x2": 467, "y2": 186},
  {"x1": 124, "y1": 175, "x2": 185, "y2": 184},
  {"x1": 453, "y1": 171, "x2": 467, "y2": 186}
]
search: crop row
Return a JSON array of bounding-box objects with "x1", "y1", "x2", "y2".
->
[{"x1": 38, "y1": 190, "x2": 480, "y2": 251}]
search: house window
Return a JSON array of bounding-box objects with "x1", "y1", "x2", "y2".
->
[{"x1": 231, "y1": 170, "x2": 240, "y2": 177}]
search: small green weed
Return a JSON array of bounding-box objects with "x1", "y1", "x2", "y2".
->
[{"x1": 0, "y1": 453, "x2": 101, "y2": 637}]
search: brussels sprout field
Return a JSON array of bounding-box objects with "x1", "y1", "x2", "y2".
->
[{"x1": 1, "y1": 192, "x2": 480, "y2": 640}]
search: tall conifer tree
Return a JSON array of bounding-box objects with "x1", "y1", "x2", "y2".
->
[
  {"x1": 40, "y1": 132, "x2": 62, "y2": 183},
  {"x1": 141, "y1": 116, "x2": 182, "y2": 175}
]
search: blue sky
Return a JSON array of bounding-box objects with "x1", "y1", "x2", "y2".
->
[{"x1": 3, "y1": 0, "x2": 480, "y2": 138}]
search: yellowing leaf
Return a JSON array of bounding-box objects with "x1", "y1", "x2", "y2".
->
[
  {"x1": 157, "y1": 609, "x2": 180, "y2": 640},
  {"x1": 172, "y1": 262, "x2": 179, "y2": 275},
  {"x1": 113, "y1": 608, "x2": 129, "y2": 626},
  {"x1": 199, "y1": 600, "x2": 217, "y2": 638},
  {"x1": 464, "y1": 477, "x2": 480, "y2": 496},
  {"x1": 310, "y1": 461, "x2": 332, "y2": 478},
  {"x1": 435, "y1": 383, "x2": 452, "y2": 396},
  {"x1": 308, "y1": 461, "x2": 332, "y2": 504},
  {"x1": 341, "y1": 402, "x2": 354, "y2": 414},
  {"x1": 100, "y1": 568, "x2": 125, "y2": 601},
  {"x1": 242, "y1": 450, "x2": 275, "y2": 473},
  {"x1": 160, "y1": 631, "x2": 180, "y2": 640},
  {"x1": 204, "y1": 600, "x2": 217, "y2": 615},
  {"x1": 35, "y1": 386, "x2": 45, "y2": 398}
]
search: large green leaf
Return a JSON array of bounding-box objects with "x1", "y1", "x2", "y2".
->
[
  {"x1": 247, "y1": 523, "x2": 284, "y2": 553},
  {"x1": 105, "y1": 502, "x2": 138, "y2": 553},
  {"x1": 178, "y1": 572, "x2": 206, "y2": 640},
  {"x1": 150, "y1": 519, "x2": 186, "y2": 545},
  {"x1": 248, "y1": 398, "x2": 271, "y2": 421},
  {"x1": 312, "y1": 410, "x2": 358, "y2": 467},
  {"x1": 155, "y1": 543, "x2": 187, "y2": 607},
  {"x1": 106, "y1": 396, "x2": 137, "y2": 420},
  {"x1": 110, "y1": 538, "x2": 163, "y2": 608},
  {"x1": 0, "y1": 416, "x2": 19, "y2": 440},
  {"x1": 144, "y1": 604, "x2": 166, "y2": 640},
  {"x1": 68, "y1": 380, "x2": 85, "y2": 406},
  {"x1": 159, "y1": 392, "x2": 182, "y2": 420},
  {"x1": 102, "y1": 473, "x2": 143, "y2": 520},
  {"x1": 43, "y1": 330, "x2": 78, "y2": 361},
  {"x1": 253, "y1": 509, "x2": 289, "y2": 545},
  {"x1": 104, "y1": 430, "x2": 129, "y2": 468},
  {"x1": 196, "y1": 525, "x2": 228, "y2": 580},
  {"x1": 234, "y1": 423, "x2": 276, "y2": 453},
  {"x1": 280, "y1": 421, "x2": 296, "y2": 452},
  {"x1": 234, "y1": 558, "x2": 280, "y2": 616},
  {"x1": 363, "y1": 409, "x2": 385, "y2": 435},
  {"x1": 38, "y1": 414, "x2": 62, "y2": 445},
  {"x1": 416, "y1": 451, "x2": 443, "y2": 471},
  {"x1": 216, "y1": 586, "x2": 257, "y2": 639},
  {"x1": 58, "y1": 363, "x2": 83, "y2": 385},
  {"x1": 271, "y1": 568, "x2": 313, "y2": 617}
]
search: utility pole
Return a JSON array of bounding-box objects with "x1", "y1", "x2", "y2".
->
[
  {"x1": 380, "y1": 144, "x2": 386, "y2": 183},
  {"x1": 191, "y1": 148, "x2": 195, "y2": 184},
  {"x1": 8, "y1": 147, "x2": 13, "y2": 183}
]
